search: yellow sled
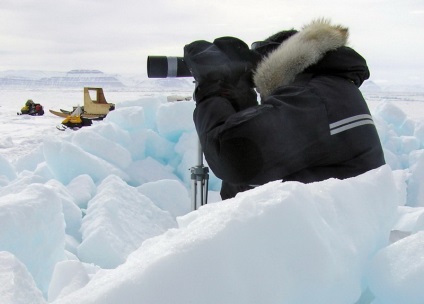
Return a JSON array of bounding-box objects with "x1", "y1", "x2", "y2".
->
[{"x1": 50, "y1": 87, "x2": 115, "y2": 119}]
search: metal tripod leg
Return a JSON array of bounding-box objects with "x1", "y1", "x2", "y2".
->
[{"x1": 190, "y1": 138, "x2": 209, "y2": 210}]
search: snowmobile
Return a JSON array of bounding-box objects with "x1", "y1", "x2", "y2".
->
[
  {"x1": 17, "y1": 99, "x2": 45, "y2": 116},
  {"x1": 56, "y1": 106, "x2": 94, "y2": 131}
]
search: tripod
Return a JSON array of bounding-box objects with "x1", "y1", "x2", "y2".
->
[{"x1": 190, "y1": 138, "x2": 209, "y2": 210}]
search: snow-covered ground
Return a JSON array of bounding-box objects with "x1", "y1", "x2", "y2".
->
[{"x1": 1, "y1": 85, "x2": 424, "y2": 304}]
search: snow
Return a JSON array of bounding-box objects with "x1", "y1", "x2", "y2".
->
[
  {"x1": 0, "y1": 85, "x2": 424, "y2": 303},
  {"x1": 0, "y1": 251, "x2": 45, "y2": 304}
]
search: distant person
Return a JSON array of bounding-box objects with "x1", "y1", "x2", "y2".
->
[
  {"x1": 19, "y1": 99, "x2": 44, "y2": 116},
  {"x1": 183, "y1": 19, "x2": 386, "y2": 199}
]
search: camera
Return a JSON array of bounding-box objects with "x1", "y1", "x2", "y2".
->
[{"x1": 147, "y1": 56, "x2": 192, "y2": 78}]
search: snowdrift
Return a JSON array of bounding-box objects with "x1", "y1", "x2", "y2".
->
[
  {"x1": 1, "y1": 94, "x2": 424, "y2": 303},
  {"x1": 55, "y1": 166, "x2": 398, "y2": 304}
]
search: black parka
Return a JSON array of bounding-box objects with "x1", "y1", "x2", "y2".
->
[{"x1": 193, "y1": 20, "x2": 386, "y2": 199}]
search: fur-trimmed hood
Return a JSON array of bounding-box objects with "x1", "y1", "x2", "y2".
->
[{"x1": 253, "y1": 19, "x2": 349, "y2": 98}]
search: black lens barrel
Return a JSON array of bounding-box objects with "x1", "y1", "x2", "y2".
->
[{"x1": 147, "y1": 56, "x2": 192, "y2": 78}]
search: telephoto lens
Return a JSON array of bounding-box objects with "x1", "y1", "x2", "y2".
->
[{"x1": 147, "y1": 56, "x2": 192, "y2": 78}]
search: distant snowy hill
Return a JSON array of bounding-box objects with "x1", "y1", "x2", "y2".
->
[
  {"x1": 360, "y1": 80, "x2": 424, "y2": 93},
  {"x1": 0, "y1": 70, "x2": 194, "y2": 91},
  {"x1": 0, "y1": 70, "x2": 124, "y2": 88},
  {"x1": 131, "y1": 78, "x2": 194, "y2": 92},
  {"x1": 360, "y1": 80, "x2": 382, "y2": 92},
  {"x1": 0, "y1": 70, "x2": 420, "y2": 93}
]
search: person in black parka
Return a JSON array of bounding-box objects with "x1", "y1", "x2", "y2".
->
[{"x1": 183, "y1": 19, "x2": 386, "y2": 200}]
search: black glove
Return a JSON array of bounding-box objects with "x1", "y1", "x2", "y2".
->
[
  {"x1": 183, "y1": 40, "x2": 231, "y2": 84},
  {"x1": 213, "y1": 37, "x2": 261, "y2": 111},
  {"x1": 212, "y1": 37, "x2": 260, "y2": 86},
  {"x1": 184, "y1": 37, "x2": 260, "y2": 110}
]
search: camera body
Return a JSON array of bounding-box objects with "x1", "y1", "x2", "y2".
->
[{"x1": 147, "y1": 56, "x2": 192, "y2": 78}]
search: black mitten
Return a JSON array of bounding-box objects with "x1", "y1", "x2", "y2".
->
[
  {"x1": 220, "y1": 82, "x2": 258, "y2": 111},
  {"x1": 184, "y1": 37, "x2": 260, "y2": 110},
  {"x1": 183, "y1": 40, "x2": 231, "y2": 102},
  {"x1": 212, "y1": 37, "x2": 261, "y2": 86},
  {"x1": 213, "y1": 37, "x2": 261, "y2": 110},
  {"x1": 183, "y1": 40, "x2": 232, "y2": 83}
]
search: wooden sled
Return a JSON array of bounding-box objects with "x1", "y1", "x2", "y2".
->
[{"x1": 50, "y1": 87, "x2": 115, "y2": 119}]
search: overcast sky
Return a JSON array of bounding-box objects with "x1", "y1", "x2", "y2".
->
[{"x1": 1, "y1": 0, "x2": 423, "y2": 85}]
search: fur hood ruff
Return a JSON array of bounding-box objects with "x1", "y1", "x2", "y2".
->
[{"x1": 253, "y1": 19, "x2": 349, "y2": 98}]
